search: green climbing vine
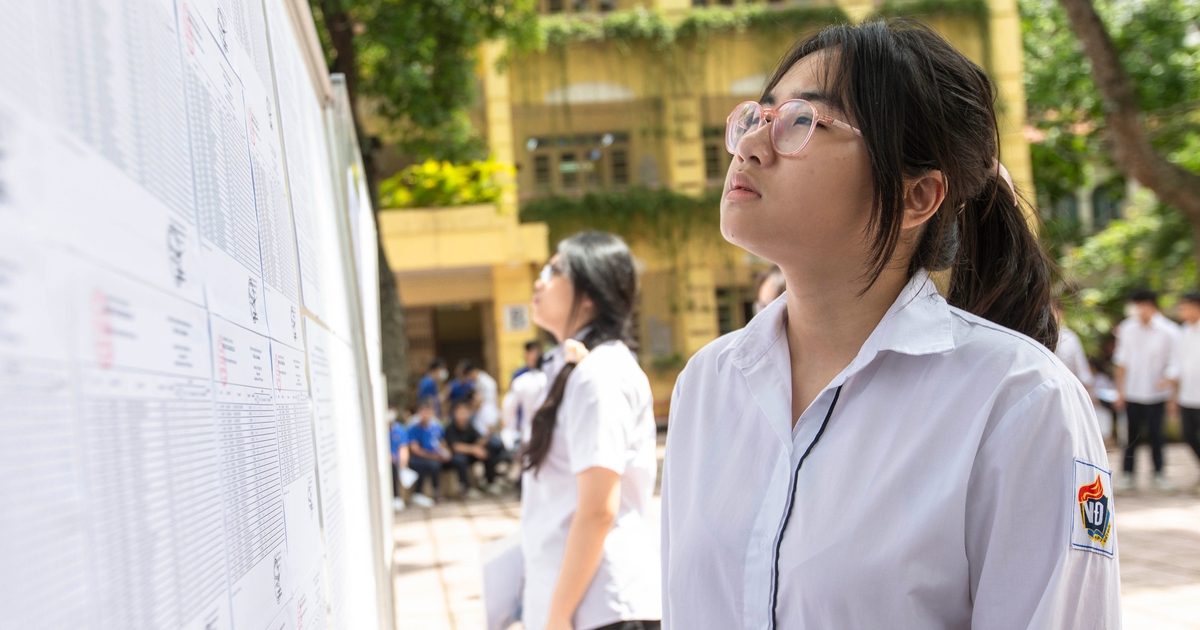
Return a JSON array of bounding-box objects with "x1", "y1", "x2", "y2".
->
[
  {"x1": 535, "y1": 5, "x2": 850, "y2": 51},
  {"x1": 520, "y1": 187, "x2": 723, "y2": 254},
  {"x1": 873, "y1": 0, "x2": 989, "y2": 21}
]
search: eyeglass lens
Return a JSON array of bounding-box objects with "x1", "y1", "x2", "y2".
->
[{"x1": 726, "y1": 101, "x2": 817, "y2": 156}]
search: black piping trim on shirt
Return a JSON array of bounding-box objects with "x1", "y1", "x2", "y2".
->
[{"x1": 768, "y1": 385, "x2": 843, "y2": 629}]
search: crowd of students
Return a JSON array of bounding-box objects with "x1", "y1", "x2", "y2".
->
[
  {"x1": 1055, "y1": 289, "x2": 1200, "y2": 494},
  {"x1": 389, "y1": 349, "x2": 547, "y2": 510}
]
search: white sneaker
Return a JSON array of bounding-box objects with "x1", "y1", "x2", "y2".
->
[
  {"x1": 1152, "y1": 474, "x2": 1174, "y2": 492},
  {"x1": 410, "y1": 493, "x2": 435, "y2": 508},
  {"x1": 1115, "y1": 473, "x2": 1135, "y2": 493},
  {"x1": 485, "y1": 483, "x2": 503, "y2": 496},
  {"x1": 465, "y1": 488, "x2": 483, "y2": 500},
  {"x1": 393, "y1": 497, "x2": 406, "y2": 512}
]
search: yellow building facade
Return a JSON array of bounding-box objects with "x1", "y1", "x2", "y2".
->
[{"x1": 380, "y1": 0, "x2": 1033, "y2": 416}]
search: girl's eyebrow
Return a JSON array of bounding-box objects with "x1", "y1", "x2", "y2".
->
[{"x1": 760, "y1": 90, "x2": 833, "y2": 108}]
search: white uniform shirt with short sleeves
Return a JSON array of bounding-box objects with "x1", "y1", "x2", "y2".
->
[
  {"x1": 473, "y1": 370, "x2": 501, "y2": 434},
  {"x1": 1167, "y1": 321, "x2": 1200, "y2": 408},
  {"x1": 1113, "y1": 314, "x2": 1180, "y2": 404},
  {"x1": 661, "y1": 271, "x2": 1120, "y2": 629},
  {"x1": 503, "y1": 368, "x2": 548, "y2": 442},
  {"x1": 521, "y1": 340, "x2": 661, "y2": 630}
]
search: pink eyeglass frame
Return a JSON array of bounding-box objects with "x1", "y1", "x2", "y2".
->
[{"x1": 726, "y1": 99, "x2": 863, "y2": 156}]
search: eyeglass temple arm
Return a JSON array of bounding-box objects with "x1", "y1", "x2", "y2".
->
[{"x1": 821, "y1": 115, "x2": 863, "y2": 137}]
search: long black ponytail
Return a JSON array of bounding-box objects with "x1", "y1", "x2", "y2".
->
[
  {"x1": 523, "y1": 232, "x2": 639, "y2": 473},
  {"x1": 764, "y1": 20, "x2": 1058, "y2": 349}
]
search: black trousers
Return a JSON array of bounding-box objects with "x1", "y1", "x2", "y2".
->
[
  {"x1": 1124, "y1": 401, "x2": 1166, "y2": 473},
  {"x1": 590, "y1": 621, "x2": 661, "y2": 630},
  {"x1": 392, "y1": 463, "x2": 401, "y2": 498},
  {"x1": 449, "y1": 439, "x2": 510, "y2": 487},
  {"x1": 1181, "y1": 406, "x2": 1200, "y2": 464},
  {"x1": 409, "y1": 455, "x2": 443, "y2": 493}
]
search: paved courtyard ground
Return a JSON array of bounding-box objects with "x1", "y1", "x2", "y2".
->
[{"x1": 393, "y1": 439, "x2": 1200, "y2": 629}]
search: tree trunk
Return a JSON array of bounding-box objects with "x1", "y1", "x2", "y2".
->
[
  {"x1": 322, "y1": 2, "x2": 410, "y2": 408},
  {"x1": 1056, "y1": 0, "x2": 1200, "y2": 268}
]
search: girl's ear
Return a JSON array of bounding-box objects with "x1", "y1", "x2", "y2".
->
[{"x1": 902, "y1": 170, "x2": 946, "y2": 230}]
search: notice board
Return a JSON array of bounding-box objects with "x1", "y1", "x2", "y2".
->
[{"x1": 0, "y1": 1, "x2": 394, "y2": 629}]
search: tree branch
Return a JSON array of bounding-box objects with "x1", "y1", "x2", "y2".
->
[{"x1": 1057, "y1": 0, "x2": 1200, "y2": 219}]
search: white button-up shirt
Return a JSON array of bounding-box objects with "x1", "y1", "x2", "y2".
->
[
  {"x1": 521, "y1": 340, "x2": 661, "y2": 630},
  {"x1": 1168, "y1": 321, "x2": 1200, "y2": 408},
  {"x1": 662, "y1": 271, "x2": 1120, "y2": 629},
  {"x1": 502, "y1": 367, "x2": 548, "y2": 442},
  {"x1": 473, "y1": 370, "x2": 501, "y2": 434},
  {"x1": 1055, "y1": 326, "x2": 1094, "y2": 389},
  {"x1": 1113, "y1": 314, "x2": 1180, "y2": 404}
]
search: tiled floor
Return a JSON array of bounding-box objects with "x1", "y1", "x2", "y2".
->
[{"x1": 393, "y1": 441, "x2": 1200, "y2": 629}]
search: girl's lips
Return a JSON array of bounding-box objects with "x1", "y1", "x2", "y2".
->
[{"x1": 725, "y1": 188, "x2": 762, "y2": 202}]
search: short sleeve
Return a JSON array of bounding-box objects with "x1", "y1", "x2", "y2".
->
[
  {"x1": 966, "y1": 379, "x2": 1121, "y2": 628},
  {"x1": 561, "y1": 367, "x2": 633, "y2": 476}
]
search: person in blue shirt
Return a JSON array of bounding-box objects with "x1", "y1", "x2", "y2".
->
[
  {"x1": 389, "y1": 401, "x2": 410, "y2": 511},
  {"x1": 511, "y1": 340, "x2": 543, "y2": 384},
  {"x1": 448, "y1": 359, "x2": 477, "y2": 404},
  {"x1": 407, "y1": 398, "x2": 451, "y2": 503},
  {"x1": 417, "y1": 359, "x2": 448, "y2": 418}
]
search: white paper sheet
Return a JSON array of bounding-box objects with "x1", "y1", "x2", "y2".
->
[
  {"x1": 210, "y1": 314, "x2": 291, "y2": 630},
  {"x1": 0, "y1": 223, "x2": 87, "y2": 630},
  {"x1": 72, "y1": 260, "x2": 232, "y2": 630},
  {"x1": 266, "y1": 0, "x2": 352, "y2": 342}
]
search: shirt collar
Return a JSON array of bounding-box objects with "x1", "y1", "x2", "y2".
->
[{"x1": 722, "y1": 269, "x2": 956, "y2": 375}]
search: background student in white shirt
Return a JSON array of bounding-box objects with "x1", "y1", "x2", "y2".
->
[
  {"x1": 661, "y1": 21, "x2": 1119, "y2": 629},
  {"x1": 522, "y1": 231, "x2": 660, "y2": 630},
  {"x1": 1167, "y1": 291, "x2": 1200, "y2": 494},
  {"x1": 1113, "y1": 289, "x2": 1180, "y2": 492}
]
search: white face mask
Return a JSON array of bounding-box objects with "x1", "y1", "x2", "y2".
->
[
  {"x1": 386, "y1": 409, "x2": 398, "y2": 423},
  {"x1": 437, "y1": 368, "x2": 449, "y2": 381}
]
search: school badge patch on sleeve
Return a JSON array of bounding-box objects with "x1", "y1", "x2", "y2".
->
[{"x1": 1071, "y1": 460, "x2": 1114, "y2": 557}]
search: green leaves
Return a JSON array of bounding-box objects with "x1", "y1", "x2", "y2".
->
[
  {"x1": 1021, "y1": 0, "x2": 1200, "y2": 201},
  {"x1": 379, "y1": 157, "x2": 514, "y2": 208},
  {"x1": 1061, "y1": 200, "x2": 1197, "y2": 353},
  {"x1": 311, "y1": 0, "x2": 538, "y2": 162}
]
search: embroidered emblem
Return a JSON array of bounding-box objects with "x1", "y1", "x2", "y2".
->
[
  {"x1": 1071, "y1": 460, "x2": 1114, "y2": 557},
  {"x1": 1077, "y1": 475, "x2": 1111, "y2": 544}
]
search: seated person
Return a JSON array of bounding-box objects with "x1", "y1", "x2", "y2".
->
[
  {"x1": 406, "y1": 398, "x2": 450, "y2": 504},
  {"x1": 445, "y1": 399, "x2": 507, "y2": 496},
  {"x1": 389, "y1": 404, "x2": 410, "y2": 511}
]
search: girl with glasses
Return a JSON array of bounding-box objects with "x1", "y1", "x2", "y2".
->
[
  {"x1": 522, "y1": 232, "x2": 661, "y2": 630},
  {"x1": 661, "y1": 20, "x2": 1119, "y2": 628}
]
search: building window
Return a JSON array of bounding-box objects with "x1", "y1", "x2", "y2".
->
[
  {"x1": 524, "y1": 133, "x2": 631, "y2": 194},
  {"x1": 534, "y1": 155, "x2": 551, "y2": 188},
  {"x1": 705, "y1": 145, "x2": 722, "y2": 181},
  {"x1": 560, "y1": 152, "x2": 579, "y2": 188},
  {"x1": 703, "y1": 125, "x2": 730, "y2": 184},
  {"x1": 716, "y1": 286, "x2": 757, "y2": 334},
  {"x1": 611, "y1": 149, "x2": 628, "y2": 185},
  {"x1": 716, "y1": 288, "x2": 735, "y2": 335}
]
